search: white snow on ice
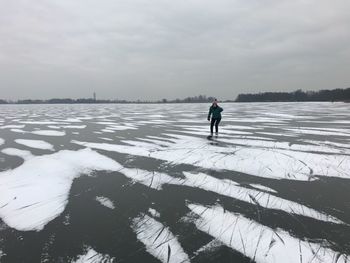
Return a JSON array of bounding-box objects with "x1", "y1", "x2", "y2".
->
[
  {"x1": 148, "y1": 208, "x2": 160, "y2": 218},
  {"x1": 179, "y1": 172, "x2": 342, "y2": 224},
  {"x1": 0, "y1": 146, "x2": 186, "y2": 231},
  {"x1": 249, "y1": 184, "x2": 277, "y2": 194},
  {"x1": 95, "y1": 196, "x2": 115, "y2": 209},
  {"x1": 72, "y1": 248, "x2": 114, "y2": 263},
  {"x1": 1, "y1": 148, "x2": 33, "y2": 160},
  {"x1": 121, "y1": 168, "x2": 180, "y2": 190},
  {"x1": 15, "y1": 139, "x2": 54, "y2": 151},
  {"x1": 0, "y1": 148, "x2": 123, "y2": 231},
  {"x1": 193, "y1": 239, "x2": 223, "y2": 256},
  {"x1": 285, "y1": 128, "x2": 350, "y2": 137},
  {"x1": 48, "y1": 125, "x2": 87, "y2": 129},
  {"x1": 132, "y1": 214, "x2": 190, "y2": 263},
  {"x1": 0, "y1": 125, "x2": 25, "y2": 129},
  {"x1": 71, "y1": 133, "x2": 350, "y2": 181},
  {"x1": 10, "y1": 129, "x2": 66, "y2": 136},
  {"x1": 20, "y1": 121, "x2": 63, "y2": 125},
  {"x1": 188, "y1": 204, "x2": 348, "y2": 263},
  {"x1": 31, "y1": 130, "x2": 66, "y2": 136}
]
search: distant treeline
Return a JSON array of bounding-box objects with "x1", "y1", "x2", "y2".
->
[
  {"x1": 0, "y1": 95, "x2": 222, "y2": 104},
  {"x1": 235, "y1": 88, "x2": 350, "y2": 102},
  {"x1": 1, "y1": 88, "x2": 350, "y2": 104}
]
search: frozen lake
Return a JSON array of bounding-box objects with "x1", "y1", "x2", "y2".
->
[{"x1": 0, "y1": 102, "x2": 349, "y2": 262}]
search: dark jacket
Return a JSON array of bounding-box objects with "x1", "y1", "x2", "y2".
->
[{"x1": 208, "y1": 105, "x2": 223, "y2": 119}]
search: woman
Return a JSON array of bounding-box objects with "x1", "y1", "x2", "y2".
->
[{"x1": 207, "y1": 99, "x2": 223, "y2": 135}]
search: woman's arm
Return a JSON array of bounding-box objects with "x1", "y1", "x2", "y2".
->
[{"x1": 207, "y1": 107, "x2": 212, "y2": 120}]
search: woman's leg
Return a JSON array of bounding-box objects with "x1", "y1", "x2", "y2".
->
[
  {"x1": 210, "y1": 118, "x2": 215, "y2": 134},
  {"x1": 215, "y1": 118, "x2": 221, "y2": 133}
]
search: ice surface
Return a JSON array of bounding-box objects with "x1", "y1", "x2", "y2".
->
[
  {"x1": 0, "y1": 138, "x2": 4, "y2": 146},
  {"x1": 188, "y1": 204, "x2": 348, "y2": 263},
  {"x1": 132, "y1": 214, "x2": 190, "y2": 263},
  {"x1": 95, "y1": 196, "x2": 115, "y2": 209},
  {"x1": 72, "y1": 248, "x2": 114, "y2": 263},
  {"x1": 1, "y1": 102, "x2": 349, "y2": 261},
  {"x1": 15, "y1": 139, "x2": 54, "y2": 151}
]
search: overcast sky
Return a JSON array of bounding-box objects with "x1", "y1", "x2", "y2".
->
[{"x1": 0, "y1": 0, "x2": 349, "y2": 100}]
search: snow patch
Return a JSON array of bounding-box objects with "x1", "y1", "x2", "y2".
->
[
  {"x1": 71, "y1": 134, "x2": 350, "y2": 181},
  {"x1": 148, "y1": 208, "x2": 160, "y2": 218},
  {"x1": 121, "y1": 168, "x2": 181, "y2": 190},
  {"x1": 180, "y1": 172, "x2": 342, "y2": 224},
  {"x1": 95, "y1": 196, "x2": 115, "y2": 209},
  {"x1": 1, "y1": 148, "x2": 33, "y2": 160},
  {"x1": 132, "y1": 214, "x2": 190, "y2": 263},
  {"x1": 10, "y1": 129, "x2": 66, "y2": 137},
  {"x1": 193, "y1": 239, "x2": 223, "y2": 256},
  {"x1": 31, "y1": 130, "x2": 66, "y2": 136},
  {"x1": 72, "y1": 248, "x2": 114, "y2": 263},
  {"x1": 0, "y1": 125, "x2": 25, "y2": 129},
  {"x1": 0, "y1": 148, "x2": 123, "y2": 231},
  {"x1": 15, "y1": 139, "x2": 54, "y2": 151},
  {"x1": 188, "y1": 204, "x2": 348, "y2": 263},
  {"x1": 48, "y1": 125, "x2": 86, "y2": 129},
  {"x1": 249, "y1": 184, "x2": 277, "y2": 193}
]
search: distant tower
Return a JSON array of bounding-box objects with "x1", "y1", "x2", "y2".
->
[{"x1": 93, "y1": 92, "x2": 96, "y2": 101}]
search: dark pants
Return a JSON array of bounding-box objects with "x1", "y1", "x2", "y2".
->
[{"x1": 210, "y1": 118, "x2": 221, "y2": 133}]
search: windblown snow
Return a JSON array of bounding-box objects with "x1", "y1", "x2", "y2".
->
[
  {"x1": 95, "y1": 196, "x2": 115, "y2": 210},
  {"x1": 188, "y1": 204, "x2": 348, "y2": 263},
  {"x1": 71, "y1": 133, "x2": 350, "y2": 181},
  {"x1": 0, "y1": 148, "x2": 122, "y2": 231},
  {"x1": 132, "y1": 214, "x2": 190, "y2": 263},
  {"x1": 72, "y1": 248, "x2": 114, "y2": 263},
  {"x1": 15, "y1": 139, "x2": 54, "y2": 151}
]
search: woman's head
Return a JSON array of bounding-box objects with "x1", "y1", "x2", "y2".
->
[{"x1": 212, "y1": 98, "x2": 218, "y2": 106}]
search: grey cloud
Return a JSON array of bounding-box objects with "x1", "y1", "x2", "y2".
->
[{"x1": 0, "y1": 0, "x2": 349, "y2": 100}]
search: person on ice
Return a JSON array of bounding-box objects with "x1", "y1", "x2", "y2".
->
[{"x1": 207, "y1": 99, "x2": 223, "y2": 135}]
